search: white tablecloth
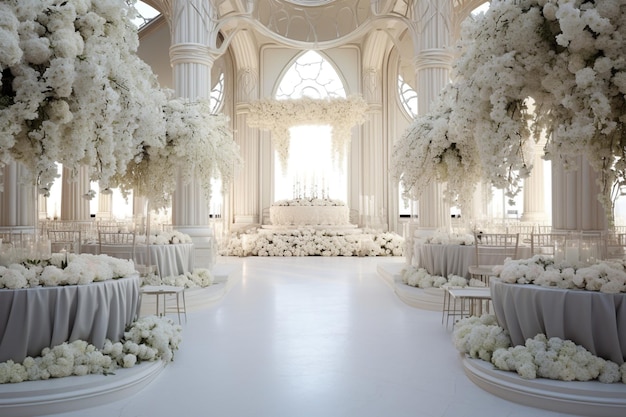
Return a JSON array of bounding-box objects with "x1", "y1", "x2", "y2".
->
[
  {"x1": 0, "y1": 276, "x2": 140, "y2": 363},
  {"x1": 82, "y1": 243, "x2": 195, "y2": 278},
  {"x1": 414, "y1": 243, "x2": 531, "y2": 278},
  {"x1": 491, "y1": 278, "x2": 626, "y2": 364}
]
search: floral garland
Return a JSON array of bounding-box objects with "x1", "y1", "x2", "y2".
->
[
  {"x1": 246, "y1": 96, "x2": 368, "y2": 169},
  {"x1": 223, "y1": 228, "x2": 403, "y2": 257},
  {"x1": 0, "y1": 253, "x2": 136, "y2": 289},
  {"x1": 493, "y1": 255, "x2": 626, "y2": 294},
  {"x1": 453, "y1": 315, "x2": 626, "y2": 383},
  {"x1": 392, "y1": 0, "x2": 626, "y2": 220},
  {"x1": 0, "y1": 315, "x2": 182, "y2": 384}
]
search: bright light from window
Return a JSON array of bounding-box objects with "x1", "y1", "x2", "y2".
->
[
  {"x1": 131, "y1": 1, "x2": 160, "y2": 29},
  {"x1": 471, "y1": 2, "x2": 490, "y2": 16},
  {"x1": 274, "y1": 51, "x2": 348, "y2": 203},
  {"x1": 275, "y1": 125, "x2": 347, "y2": 202}
]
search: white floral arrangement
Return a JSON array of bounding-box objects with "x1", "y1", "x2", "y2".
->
[
  {"x1": 0, "y1": 0, "x2": 166, "y2": 194},
  {"x1": 112, "y1": 101, "x2": 242, "y2": 211},
  {"x1": 391, "y1": 0, "x2": 626, "y2": 221},
  {"x1": 493, "y1": 255, "x2": 626, "y2": 293},
  {"x1": 400, "y1": 265, "x2": 486, "y2": 289},
  {"x1": 453, "y1": 315, "x2": 626, "y2": 384},
  {"x1": 246, "y1": 96, "x2": 368, "y2": 169},
  {"x1": 142, "y1": 268, "x2": 214, "y2": 288},
  {"x1": 421, "y1": 231, "x2": 475, "y2": 246},
  {"x1": 272, "y1": 198, "x2": 346, "y2": 207},
  {"x1": 223, "y1": 228, "x2": 404, "y2": 257},
  {"x1": 0, "y1": 315, "x2": 182, "y2": 384},
  {"x1": 136, "y1": 230, "x2": 193, "y2": 245},
  {"x1": 0, "y1": 1, "x2": 241, "y2": 211},
  {"x1": 0, "y1": 253, "x2": 136, "y2": 289}
]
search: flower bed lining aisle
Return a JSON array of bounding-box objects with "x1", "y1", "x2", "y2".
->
[{"x1": 223, "y1": 228, "x2": 404, "y2": 257}]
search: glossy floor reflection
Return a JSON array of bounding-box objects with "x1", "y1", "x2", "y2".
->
[{"x1": 57, "y1": 256, "x2": 577, "y2": 417}]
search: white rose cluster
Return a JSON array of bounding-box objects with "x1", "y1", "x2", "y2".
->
[
  {"x1": 0, "y1": 253, "x2": 135, "y2": 289},
  {"x1": 494, "y1": 255, "x2": 626, "y2": 293},
  {"x1": 453, "y1": 315, "x2": 626, "y2": 383},
  {"x1": 143, "y1": 268, "x2": 214, "y2": 288},
  {"x1": 424, "y1": 231, "x2": 475, "y2": 246},
  {"x1": 401, "y1": 265, "x2": 486, "y2": 289},
  {"x1": 223, "y1": 228, "x2": 404, "y2": 257},
  {"x1": 0, "y1": 316, "x2": 182, "y2": 384},
  {"x1": 136, "y1": 230, "x2": 193, "y2": 245}
]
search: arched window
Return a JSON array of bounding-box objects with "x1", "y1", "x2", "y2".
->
[
  {"x1": 397, "y1": 74, "x2": 417, "y2": 119},
  {"x1": 274, "y1": 51, "x2": 348, "y2": 202}
]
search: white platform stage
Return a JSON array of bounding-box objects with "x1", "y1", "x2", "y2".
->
[
  {"x1": 376, "y1": 260, "x2": 626, "y2": 417},
  {"x1": 0, "y1": 263, "x2": 241, "y2": 417}
]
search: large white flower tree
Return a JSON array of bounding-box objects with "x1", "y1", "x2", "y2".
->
[
  {"x1": 0, "y1": 0, "x2": 240, "y2": 211},
  {"x1": 392, "y1": 0, "x2": 626, "y2": 227}
]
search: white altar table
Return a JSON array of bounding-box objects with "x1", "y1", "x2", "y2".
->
[
  {"x1": 491, "y1": 278, "x2": 626, "y2": 364},
  {"x1": 0, "y1": 276, "x2": 140, "y2": 363},
  {"x1": 82, "y1": 243, "x2": 194, "y2": 278}
]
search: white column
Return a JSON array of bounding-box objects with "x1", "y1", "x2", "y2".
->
[
  {"x1": 168, "y1": 0, "x2": 219, "y2": 268},
  {"x1": 96, "y1": 193, "x2": 113, "y2": 219},
  {"x1": 361, "y1": 67, "x2": 386, "y2": 230},
  {"x1": 233, "y1": 68, "x2": 261, "y2": 227},
  {"x1": 552, "y1": 155, "x2": 608, "y2": 232},
  {"x1": 412, "y1": 0, "x2": 454, "y2": 235},
  {"x1": 521, "y1": 138, "x2": 548, "y2": 224},
  {"x1": 0, "y1": 162, "x2": 36, "y2": 230},
  {"x1": 60, "y1": 165, "x2": 91, "y2": 221}
]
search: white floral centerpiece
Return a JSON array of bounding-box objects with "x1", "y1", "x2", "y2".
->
[
  {"x1": 136, "y1": 230, "x2": 193, "y2": 245},
  {"x1": 493, "y1": 255, "x2": 626, "y2": 294},
  {"x1": 422, "y1": 230, "x2": 475, "y2": 246},
  {"x1": 392, "y1": 0, "x2": 626, "y2": 222},
  {"x1": 0, "y1": 253, "x2": 136, "y2": 289},
  {"x1": 453, "y1": 315, "x2": 626, "y2": 384},
  {"x1": 0, "y1": 315, "x2": 182, "y2": 384}
]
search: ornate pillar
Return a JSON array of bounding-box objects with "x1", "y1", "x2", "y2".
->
[
  {"x1": 60, "y1": 165, "x2": 91, "y2": 221},
  {"x1": 412, "y1": 0, "x2": 454, "y2": 235},
  {"x1": 233, "y1": 67, "x2": 261, "y2": 228},
  {"x1": 552, "y1": 156, "x2": 608, "y2": 232},
  {"x1": 168, "y1": 0, "x2": 220, "y2": 268},
  {"x1": 361, "y1": 67, "x2": 386, "y2": 230}
]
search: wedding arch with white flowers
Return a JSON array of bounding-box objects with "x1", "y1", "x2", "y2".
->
[
  {"x1": 392, "y1": 0, "x2": 626, "y2": 222},
  {"x1": 247, "y1": 95, "x2": 368, "y2": 170}
]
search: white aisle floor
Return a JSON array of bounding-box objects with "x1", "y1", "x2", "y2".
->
[{"x1": 56, "y1": 256, "x2": 577, "y2": 417}]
